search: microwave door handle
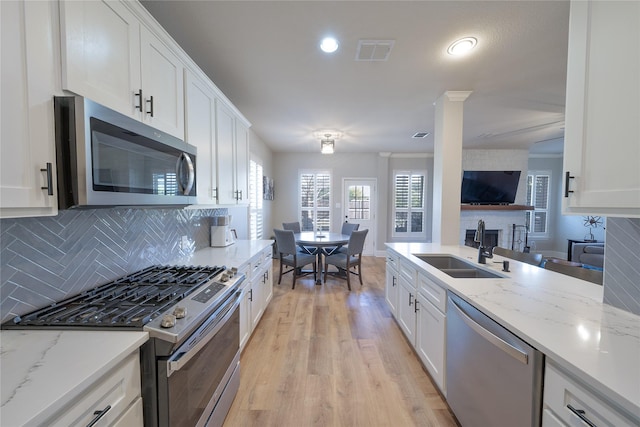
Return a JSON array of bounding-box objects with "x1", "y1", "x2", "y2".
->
[{"x1": 176, "y1": 153, "x2": 195, "y2": 195}]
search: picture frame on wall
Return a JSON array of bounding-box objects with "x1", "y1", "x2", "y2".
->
[{"x1": 263, "y1": 176, "x2": 274, "y2": 200}]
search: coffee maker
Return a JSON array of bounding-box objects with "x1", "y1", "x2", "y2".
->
[{"x1": 210, "y1": 215, "x2": 236, "y2": 247}]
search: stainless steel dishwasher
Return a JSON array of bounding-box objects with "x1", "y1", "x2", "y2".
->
[{"x1": 446, "y1": 292, "x2": 544, "y2": 427}]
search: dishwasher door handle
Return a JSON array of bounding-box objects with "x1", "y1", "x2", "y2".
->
[{"x1": 449, "y1": 297, "x2": 529, "y2": 365}]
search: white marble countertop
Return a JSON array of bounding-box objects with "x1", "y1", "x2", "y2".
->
[
  {"x1": 170, "y1": 239, "x2": 273, "y2": 269},
  {"x1": 386, "y1": 242, "x2": 640, "y2": 420},
  {"x1": 0, "y1": 330, "x2": 148, "y2": 426}
]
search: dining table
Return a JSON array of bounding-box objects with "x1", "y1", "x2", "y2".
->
[{"x1": 294, "y1": 232, "x2": 350, "y2": 285}]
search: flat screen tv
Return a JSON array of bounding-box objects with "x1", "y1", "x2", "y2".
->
[{"x1": 461, "y1": 170, "x2": 521, "y2": 205}]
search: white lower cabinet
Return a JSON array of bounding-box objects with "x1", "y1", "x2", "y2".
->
[
  {"x1": 415, "y1": 285, "x2": 446, "y2": 393},
  {"x1": 49, "y1": 351, "x2": 142, "y2": 426},
  {"x1": 240, "y1": 245, "x2": 273, "y2": 351},
  {"x1": 543, "y1": 361, "x2": 639, "y2": 427},
  {"x1": 388, "y1": 254, "x2": 447, "y2": 395},
  {"x1": 385, "y1": 251, "x2": 399, "y2": 316},
  {"x1": 397, "y1": 267, "x2": 417, "y2": 343}
]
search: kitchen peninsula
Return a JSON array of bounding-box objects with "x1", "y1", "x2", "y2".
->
[{"x1": 386, "y1": 242, "x2": 639, "y2": 424}]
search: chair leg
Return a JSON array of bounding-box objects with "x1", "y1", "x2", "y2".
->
[
  {"x1": 314, "y1": 261, "x2": 317, "y2": 282},
  {"x1": 292, "y1": 268, "x2": 296, "y2": 290},
  {"x1": 278, "y1": 257, "x2": 283, "y2": 285},
  {"x1": 323, "y1": 261, "x2": 328, "y2": 283},
  {"x1": 358, "y1": 262, "x2": 363, "y2": 286},
  {"x1": 346, "y1": 264, "x2": 351, "y2": 291}
]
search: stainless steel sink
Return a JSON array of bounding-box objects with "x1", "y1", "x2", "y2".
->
[{"x1": 413, "y1": 254, "x2": 505, "y2": 279}]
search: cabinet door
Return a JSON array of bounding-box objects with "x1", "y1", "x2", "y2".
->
[
  {"x1": 385, "y1": 264, "x2": 399, "y2": 316},
  {"x1": 262, "y1": 255, "x2": 273, "y2": 306},
  {"x1": 215, "y1": 100, "x2": 236, "y2": 204},
  {"x1": 416, "y1": 297, "x2": 446, "y2": 393},
  {"x1": 140, "y1": 26, "x2": 185, "y2": 139},
  {"x1": 185, "y1": 72, "x2": 217, "y2": 204},
  {"x1": 397, "y1": 278, "x2": 417, "y2": 344},
  {"x1": 1, "y1": 0, "x2": 58, "y2": 218},
  {"x1": 563, "y1": 1, "x2": 640, "y2": 217},
  {"x1": 239, "y1": 283, "x2": 251, "y2": 351},
  {"x1": 60, "y1": 0, "x2": 141, "y2": 117},
  {"x1": 234, "y1": 120, "x2": 249, "y2": 204}
]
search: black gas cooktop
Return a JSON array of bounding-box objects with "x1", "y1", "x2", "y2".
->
[{"x1": 3, "y1": 265, "x2": 226, "y2": 329}]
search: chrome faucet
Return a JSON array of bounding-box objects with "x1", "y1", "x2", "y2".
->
[{"x1": 475, "y1": 219, "x2": 493, "y2": 264}]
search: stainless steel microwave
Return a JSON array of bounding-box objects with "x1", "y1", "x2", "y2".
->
[{"x1": 53, "y1": 96, "x2": 196, "y2": 209}]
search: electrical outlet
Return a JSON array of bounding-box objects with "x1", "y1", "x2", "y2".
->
[{"x1": 180, "y1": 235, "x2": 189, "y2": 250}]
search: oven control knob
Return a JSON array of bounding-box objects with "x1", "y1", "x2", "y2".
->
[
  {"x1": 160, "y1": 314, "x2": 176, "y2": 328},
  {"x1": 173, "y1": 306, "x2": 187, "y2": 319},
  {"x1": 231, "y1": 267, "x2": 238, "y2": 276},
  {"x1": 219, "y1": 273, "x2": 229, "y2": 283}
]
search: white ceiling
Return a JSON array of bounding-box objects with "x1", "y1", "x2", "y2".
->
[{"x1": 141, "y1": 0, "x2": 570, "y2": 155}]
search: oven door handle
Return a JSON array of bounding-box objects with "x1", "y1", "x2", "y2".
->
[{"x1": 167, "y1": 290, "x2": 241, "y2": 376}]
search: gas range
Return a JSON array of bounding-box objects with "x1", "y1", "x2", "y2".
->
[{"x1": 3, "y1": 264, "x2": 244, "y2": 342}]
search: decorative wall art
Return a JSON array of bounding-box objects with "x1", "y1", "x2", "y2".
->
[{"x1": 263, "y1": 176, "x2": 274, "y2": 200}]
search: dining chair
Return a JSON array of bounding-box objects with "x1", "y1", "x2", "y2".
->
[
  {"x1": 493, "y1": 246, "x2": 543, "y2": 266},
  {"x1": 544, "y1": 259, "x2": 603, "y2": 285},
  {"x1": 323, "y1": 222, "x2": 360, "y2": 256},
  {"x1": 323, "y1": 229, "x2": 368, "y2": 290},
  {"x1": 273, "y1": 229, "x2": 316, "y2": 289},
  {"x1": 283, "y1": 221, "x2": 317, "y2": 254}
]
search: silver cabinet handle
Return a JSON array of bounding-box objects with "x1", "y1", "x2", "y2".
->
[
  {"x1": 449, "y1": 296, "x2": 528, "y2": 365},
  {"x1": 40, "y1": 163, "x2": 53, "y2": 196},
  {"x1": 86, "y1": 405, "x2": 111, "y2": 427},
  {"x1": 567, "y1": 404, "x2": 597, "y2": 427},
  {"x1": 176, "y1": 153, "x2": 195, "y2": 195}
]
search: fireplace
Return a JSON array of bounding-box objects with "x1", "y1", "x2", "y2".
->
[{"x1": 465, "y1": 229, "x2": 499, "y2": 249}]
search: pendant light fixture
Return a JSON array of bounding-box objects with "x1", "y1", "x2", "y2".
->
[{"x1": 320, "y1": 134, "x2": 335, "y2": 154}]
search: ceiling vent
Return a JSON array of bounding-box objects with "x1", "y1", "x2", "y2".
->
[
  {"x1": 412, "y1": 132, "x2": 431, "y2": 139},
  {"x1": 355, "y1": 40, "x2": 395, "y2": 61}
]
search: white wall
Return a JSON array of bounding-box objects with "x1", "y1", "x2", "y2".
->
[
  {"x1": 272, "y1": 152, "x2": 387, "y2": 252},
  {"x1": 247, "y1": 128, "x2": 274, "y2": 240}
]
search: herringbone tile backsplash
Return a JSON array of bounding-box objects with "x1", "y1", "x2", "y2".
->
[{"x1": 0, "y1": 208, "x2": 226, "y2": 323}]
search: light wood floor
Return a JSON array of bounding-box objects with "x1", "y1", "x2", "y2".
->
[{"x1": 224, "y1": 256, "x2": 459, "y2": 427}]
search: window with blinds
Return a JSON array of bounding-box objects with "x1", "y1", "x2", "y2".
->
[
  {"x1": 249, "y1": 159, "x2": 263, "y2": 239},
  {"x1": 300, "y1": 171, "x2": 331, "y2": 231},
  {"x1": 393, "y1": 171, "x2": 426, "y2": 237},
  {"x1": 526, "y1": 172, "x2": 550, "y2": 235}
]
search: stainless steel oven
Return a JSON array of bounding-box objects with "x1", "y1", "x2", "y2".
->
[{"x1": 148, "y1": 288, "x2": 241, "y2": 427}]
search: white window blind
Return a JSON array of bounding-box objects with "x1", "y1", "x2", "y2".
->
[
  {"x1": 249, "y1": 159, "x2": 263, "y2": 239},
  {"x1": 300, "y1": 171, "x2": 331, "y2": 231},
  {"x1": 526, "y1": 172, "x2": 550, "y2": 234},
  {"x1": 393, "y1": 171, "x2": 426, "y2": 237}
]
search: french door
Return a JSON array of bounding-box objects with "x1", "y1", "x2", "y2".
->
[{"x1": 342, "y1": 178, "x2": 376, "y2": 256}]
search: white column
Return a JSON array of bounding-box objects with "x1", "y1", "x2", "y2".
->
[{"x1": 432, "y1": 91, "x2": 472, "y2": 245}]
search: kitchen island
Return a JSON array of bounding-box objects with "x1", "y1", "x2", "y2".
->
[{"x1": 386, "y1": 242, "x2": 639, "y2": 423}]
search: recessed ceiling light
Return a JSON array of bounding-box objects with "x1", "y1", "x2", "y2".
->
[
  {"x1": 447, "y1": 37, "x2": 477, "y2": 56},
  {"x1": 320, "y1": 37, "x2": 339, "y2": 53}
]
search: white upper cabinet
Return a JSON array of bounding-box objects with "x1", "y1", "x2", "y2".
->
[
  {"x1": 139, "y1": 26, "x2": 184, "y2": 138},
  {"x1": 215, "y1": 100, "x2": 237, "y2": 205},
  {"x1": 60, "y1": 0, "x2": 184, "y2": 139},
  {"x1": 185, "y1": 71, "x2": 217, "y2": 204},
  {"x1": 235, "y1": 120, "x2": 249, "y2": 204},
  {"x1": 563, "y1": 0, "x2": 640, "y2": 217},
  {"x1": 1, "y1": 1, "x2": 59, "y2": 218}
]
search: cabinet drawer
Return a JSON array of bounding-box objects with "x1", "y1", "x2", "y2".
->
[
  {"x1": 543, "y1": 362, "x2": 638, "y2": 427},
  {"x1": 50, "y1": 351, "x2": 141, "y2": 427},
  {"x1": 399, "y1": 260, "x2": 417, "y2": 287},
  {"x1": 418, "y1": 271, "x2": 446, "y2": 313},
  {"x1": 386, "y1": 251, "x2": 399, "y2": 270}
]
